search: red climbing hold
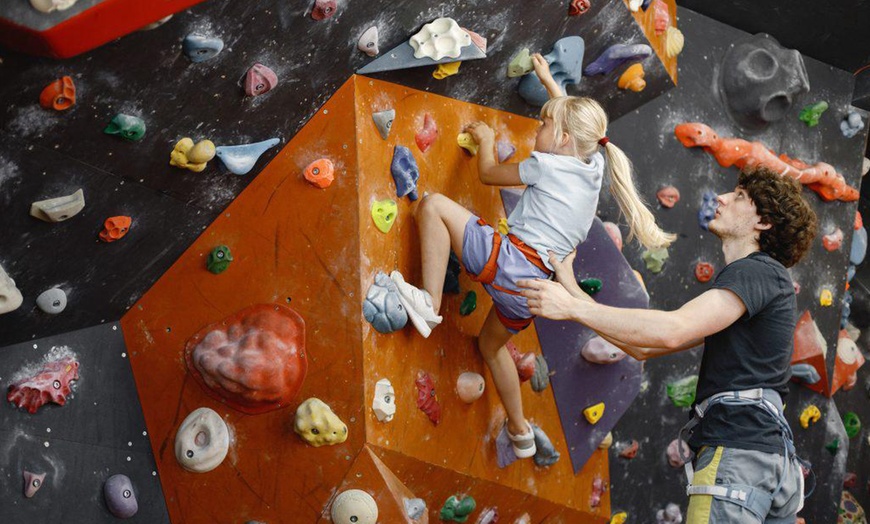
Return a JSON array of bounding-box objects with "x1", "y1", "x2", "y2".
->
[
  {"x1": 415, "y1": 371, "x2": 441, "y2": 425},
  {"x1": 694, "y1": 262, "x2": 714, "y2": 283},
  {"x1": 310, "y1": 0, "x2": 337, "y2": 20},
  {"x1": 568, "y1": 0, "x2": 590, "y2": 16},
  {"x1": 506, "y1": 341, "x2": 536, "y2": 382},
  {"x1": 415, "y1": 114, "x2": 438, "y2": 153}
]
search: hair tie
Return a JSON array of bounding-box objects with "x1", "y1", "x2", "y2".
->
[{"x1": 598, "y1": 137, "x2": 610, "y2": 147}]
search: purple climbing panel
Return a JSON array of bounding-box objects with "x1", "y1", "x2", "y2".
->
[{"x1": 501, "y1": 189, "x2": 647, "y2": 474}]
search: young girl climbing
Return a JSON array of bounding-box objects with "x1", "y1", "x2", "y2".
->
[{"x1": 390, "y1": 54, "x2": 676, "y2": 459}]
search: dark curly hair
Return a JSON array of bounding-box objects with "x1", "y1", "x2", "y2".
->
[{"x1": 738, "y1": 168, "x2": 818, "y2": 268}]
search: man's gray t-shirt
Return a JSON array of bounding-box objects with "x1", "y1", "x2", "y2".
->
[
  {"x1": 509, "y1": 151, "x2": 604, "y2": 270},
  {"x1": 689, "y1": 251, "x2": 796, "y2": 455}
]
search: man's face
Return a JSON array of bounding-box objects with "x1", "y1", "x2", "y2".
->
[{"x1": 707, "y1": 186, "x2": 766, "y2": 239}]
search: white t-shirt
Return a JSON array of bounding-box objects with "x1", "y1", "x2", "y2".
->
[{"x1": 508, "y1": 151, "x2": 604, "y2": 270}]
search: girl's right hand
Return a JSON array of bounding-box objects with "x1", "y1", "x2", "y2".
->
[
  {"x1": 466, "y1": 121, "x2": 495, "y2": 145},
  {"x1": 532, "y1": 53, "x2": 554, "y2": 83}
]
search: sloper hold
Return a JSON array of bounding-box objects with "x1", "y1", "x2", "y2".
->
[
  {"x1": 390, "y1": 146, "x2": 420, "y2": 200},
  {"x1": 0, "y1": 264, "x2": 24, "y2": 314},
  {"x1": 519, "y1": 36, "x2": 585, "y2": 106},
  {"x1": 244, "y1": 64, "x2": 279, "y2": 97},
  {"x1": 174, "y1": 407, "x2": 230, "y2": 472},
  {"x1": 104, "y1": 114, "x2": 146, "y2": 141},
  {"x1": 357, "y1": 26, "x2": 486, "y2": 74},
  {"x1": 30, "y1": 188, "x2": 85, "y2": 222},
  {"x1": 30, "y1": 0, "x2": 77, "y2": 13},
  {"x1": 182, "y1": 34, "x2": 224, "y2": 63},
  {"x1": 372, "y1": 109, "x2": 395, "y2": 140},
  {"x1": 409, "y1": 18, "x2": 471, "y2": 60},
  {"x1": 215, "y1": 138, "x2": 280, "y2": 175},
  {"x1": 358, "y1": 26, "x2": 379, "y2": 56},
  {"x1": 583, "y1": 44, "x2": 652, "y2": 76}
]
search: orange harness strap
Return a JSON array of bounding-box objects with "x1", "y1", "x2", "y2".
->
[{"x1": 466, "y1": 219, "x2": 552, "y2": 297}]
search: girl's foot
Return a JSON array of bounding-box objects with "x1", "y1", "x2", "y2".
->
[
  {"x1": 507, "y1": 420, "x2": 536, "y2": 458},
  {"x1": 390, "y1": 271, "x2": 442, "y2": 338}
]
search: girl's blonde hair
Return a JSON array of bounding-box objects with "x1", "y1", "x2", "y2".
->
[{"x1": 541, "y1": 96, "x2": 676, "y2": 249}]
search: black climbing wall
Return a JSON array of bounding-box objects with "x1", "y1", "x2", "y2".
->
[
  {"x1": 600, "y1": 8, "x2": 869, "y2": 523},
  {"x1": 0, "y1": 322, "x2": 169, "y2": 523}
]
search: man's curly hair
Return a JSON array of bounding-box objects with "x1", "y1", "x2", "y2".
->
[{"x1": 738, "y1": 168, "x2": 818, "y2": 268}]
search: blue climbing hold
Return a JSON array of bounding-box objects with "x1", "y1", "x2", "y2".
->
[
  {"x1": 641, "y1": 0, "x2": 654, "y2": 10},
  {"x1": 519, "y1": 36, "x2": 585, "y2": 107},
  {"x1": 391, "y1": 145, "x2": 420, "y2": 201},
  {"x1": 850, "y1": 226, "x2": 867, "y2": 266},
  {"x1": 215, "y1": 138, "x2": 280, "y2": 175},
  {"x1": 362, "y1": 272, "x2": 409, "y2": 334},
  {"x1": 791, "y1": 363, "x2": 821, "y2": 384},
  {"x1": 584, "y1": 44, "x2": 653, "y2": 76},
  {"x1": 698, "y1": 190, "x2": 717, "y2": 231},
  {"x1": 183, "y1": 34, "x2": 224, "y2": 63}
]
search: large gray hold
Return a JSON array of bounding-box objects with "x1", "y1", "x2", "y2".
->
[
  {"x1": 36, "y1": 287, "x2": 67, "y2": 314},
  {"x1": 718, "y1": 33, "x2": 809, "y2": 131},
  {"x1": 362, "y1": 271, "x2": 408, "y2": 333},
  {"x1": 103, "y1": 474, "x2": 138, "y2": 519},
  {"x1": 30, "y1": 189, "x2": 85, "y2": 222},
  {"x1": 403, "y1": 497, "x2": 426, "y2": 520},
  {"x1": 530, "y1": 353, "x2": 550, "y2": 392}
]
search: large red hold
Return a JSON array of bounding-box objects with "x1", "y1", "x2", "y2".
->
[
  {"x1": 415, "y1": 371, "x2": 441, "y2": 425},
  {"x1": 185, "y1": 304, "x2": 307, "y2": 414},
  {"x1": 8, "y1": 355, "x2": 79, "y2": 414}
]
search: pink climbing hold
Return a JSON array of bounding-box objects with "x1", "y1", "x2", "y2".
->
[
  {"x1": 619, "y1": 439, "x2": 639, "y2": 459},
  {"x1": 7, "y1": 354, "x2": 80, "y2": 414},
  {"x1": 310, "y1": 0, "x2": 336, "y2": 20},
  {"x1": 589, "y1": 477, "x2": 607, "y2": 508},
  {"x1": 505, "y1": 341, "x2": 536, "y2": 382},
  {"x1": 244, "y1": 64, "x2": 278, "y2": 97},
  {"x1": 822, "y1": 228, "x2": 844, "y2": 251},
  {"x1": 462, "y1": 28, "x2": 488, "y2": 52},
  {"x1": 652, "y1": 0, "x2": 670, "y2": 35},
  {"x1": 415, "y1": 114, "x2": 438, "y2": 153},
  {"x1": 603, "y1": 221, "x2": 623, "y2": 252},
  {"x1": 656, "y1": 186, "x2": 680, "y2": 208},
  {"x1": 666, "y1": 438, "x2": 691, "y2": 467}
]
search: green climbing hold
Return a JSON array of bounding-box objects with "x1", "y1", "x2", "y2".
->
[
  {"x1": 460, "y1": 291, "x2": 477, "y2": 316},
  {"x1": 440, "y1": 495, "x2": 476, "y2": 523},
  {"x1": 103, "y1": 113, "x2": 146, "y2": 141},
  {"x1": 825, "y1": 438, "x2": 840, "y2": 455},
  {"x1": 843, "y1": 412, "x2": 861, "y2": 438},
  {"x1": 642, "y1": 247, "x2": 669, "y2": 274},
  {"x1": 666, "y1": 375, "x2": 698, "y2": 408},
  {"x1": 579, "y1": 278, "x2": 602, "y2": 295},
  {"x1": 207, "y1": 245, "x2": 233, "y2": 274},
  {"x1": 799, "y1": 101, "x2": 828, "y2": 127}
]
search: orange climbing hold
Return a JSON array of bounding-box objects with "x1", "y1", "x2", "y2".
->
[
  {"x1": 99, "y1": 216, "x2": 132, "y2": 242},
  {"x1": 617, "y1": 63, "x2": 646, "y2": 92},
  {"x1": 39, "y1": 76, "x2": 76, "y2": 111},
  {"x1": 304, "y1": 158, "x2": 335, "y2": 188}
]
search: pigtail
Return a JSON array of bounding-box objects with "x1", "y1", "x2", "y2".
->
[{"x1": 603, "y1": 141, "x2": 677, "y2": 249}]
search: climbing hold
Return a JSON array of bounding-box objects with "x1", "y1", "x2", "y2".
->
[
  {"x1": 825, "y1": 438, "x2": 840, "y2": 455},
  {"x1": 459, "y1": 291, "x2": 477, "y2": 316},
  {"x1": 358, "y1": 26, "x2": 379, "y2": 56},
  {"x1": 583, "y1": 402, "x2": 605, "y2": 424},
  {"x1": 791, "y1": 362, "x2": 821, "y2": 384},
  {"x1": 694, "y1": 262, "x2": 714, "y2": 283},
  {"x1": 841, "y1": 111, "x2": 866, "y2": 138},
  {"x1": 294, "y1": 398, "x2": 348, "y2": 446},
  {"x1": 656, "y1": 503, "x2": 682, "y2": 524},
  {"x1": 391, "y1": 146, "x2": 420, "y2": 200},
  {"x1": 823, "y1": 228, "x2": 844, "y2": 251},
  {"x1": 415, "y1": 371, "x2": 441, "y2": 425},
  {"x1": 332, "y1": 490, "x2": 378, "y2": 524},
  {"x1": 584, "y1": 44, "x2": 652, "y2": 76},
  {"x1": 310, "y1": 0, "x2": 337, "y2": 20},
  {"x1": 666, "y1": 438, "x2": 691, "y2": 467},
  {"x1": 372, "y1": 109, "x2": 395, "y2": 140},
  {"x1": 532, "y1": 423, "x2": 560, "y2": 466},
  {"x1": 39, "y1": 76, "x2": 75, "y2": 111},
  {"x1": 456, "y1": 371, "x2": 485, "y2": 403},
  {"x1": 186, "y1": 304, "x2": 307, "y2": 414},
  {"x1": 519, "y1": 36, "x2": 585, "y2": 106},
  {"x1": 36, "y1": 287, "x2": 67, "y2": 314},
  {"x1": 506, "y1": 341, "x2": 536, "y2": 382},
  {"x1": 496, "y1": 139, "x2": 516, "y2": 162},
  {"x1": 464, "y1": 28, "x2": 487, "y2": 52},
  {"x1": 0, "y1": 266, "x2": 22, "y2": 315},
  {"x1": 665, "y1": 27, "x2": 684, "y2": 58},
  {"x1": 531, "y1": 354, "x2": 550, "y2": 392},
  {"x1": 819, "y1": 287, "x2": 834, "y2": 307},
  {"x1": 497, "y1": 218, "x2": 510, "y2": 235},
  {"x1": 633, "y1": 270, "x2": 647, "y2": 291},
  {"x1": 834, "y1": 332, "x2": 864, "y2": 392},
  {"x1": 410, "y1": 18, "x2": 471, "y2": 60},
  {"x1": 104, "y1": 474, "x2": 138, "y2": 519},
  {"x1": 568, "y1": 0, "x2": 591, "y2": 16},
  {"x1": 23, "y1": 471, "x2": 46, "y2": 498},
  {"x1": 30, "y1": 0, "x2": 76, "y2": 13},
  {"x1": 170, "y1": 138, "x2": 215, "y2": 172},
  {"x1": 244, "y1": 64, "x2": 279, "y2": 97},
  {"x1": 372, "y1": 378, "x2": 396, "y2": 422},
  {"x1": 652, "y1": 0, "x2": 670, "y2": 35},
  {"x1": 7, "y1": 353, "x2": 79, "y2": 412},
  {"x1": 579, "y1": 278, "x2": 602, "y2": 295},
  {"x1": 444, "y1": 251, "x2": 461, "y2": 294},
  {"x1": 404, "y1": 498, "x2": 426, "y2": 520},
  {"x1": 370, "y1": 199, "x2": 397, "y2": 234},
  {"x1": 843, "y1": 472, "x2": 858, "y2": 488},
  {"x1": 667, "y1": 375, "x2": 698, "y2": 407},
  {"x1": 215, "y1": 138, "x2": 280, "y2": 175},
  {"x1": 104, "y1": 114, "x2": 146, "y2": 141},
  {"x1": 642, "y1": 247, "x2": 668, "y2": 273},
  {"x1": 99, "y1": 216, "x2": 132, "y2": 243},
  {"x1": 603, "y1": 222, "x2": 623, "y2": 251},
  {"x1": 581, "y1": 336, "x2": 627, "y2": 364},
  {"x1": 656, "y1": 186, "x2": 680, "y2": 208},
  {"x1": 174, "y1": 407, "x2": 230, "y2": 472},
  {"x1": 799, "y1": 101, "x2": 829, "y2": 127},
  {"x1": 610, "y1": 512, "x2": 629, "y2": 524},
  {"x1": 799, "y1": 407, "x2": 821, "y2": 431},
  {"x1": 698, "y1": 190, "x2": 717, "y2": 231},
  {"x1": 440, "y1": 495, "x2": 476, "y2": 523},
  {"x1": 30, "y1": 188, "x2": 85, "y2": 222},
  {"x1": 182, "y1": 34, "x2": 224, "y2": 63},
  {"x1": 507, "y1": 48, "x2": 533, "y2": 78},
  {"x1": 617, "y1": 64, "x2": 645, "y2": 92},
  {"x1": 415, "y1": 114, "x2": 438, "y2": 152},
  {"x1": 139, "y1": 14, "x2": 173, "y2": 31},
  {"x1": 590, "y1": 477, "x2": 607, "y2": 508},
  {"x1": 433, "y1": 61, "x2": 461, "y2": 79},
  {"x1": 457, "y1": 133, "x2": 479, "y2": 156},
  {"x1": 477, "y1": 507, "x2": 499, "y2": 524},
  {"x1": 303, "y1": 158, "x2": 335, "y2": 188},
  {"x1": 851, "y1": 225, "x2": 867, "y2": 265},
  {"x1": 618, "y1": 439, "x2": 639, "y2": 459},
  {"x1": 844, "y1": 412, "x2": 861, "y2": 438},
  {"x1": 599, "y1": 432, "x2": 613, "y2": 449},
  {"x1": 206, "y1": 245, "x2": 233, "y2": 274}
]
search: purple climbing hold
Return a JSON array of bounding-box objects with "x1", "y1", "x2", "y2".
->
[
  {"x1": 698, "y1": 190, "x2": 717, "y2": 231},
  {"x1": 496, "y1": 422, "x2": 559, "y2": 468},
  {"x1": 391, "y1": 146, "x2": 420, "y2": 201},
  {"x1": 583, "y1": 44, "x2": 653, "y2": 76},
  {"x1": 104, "y1": 474, "x2": 138, "y2": 519},
  {"x1": 497, "y1": 139, "x2": 516, "y2": 163},
  {"x1": 641, "y1": 0, "x2": 653, "y2": 10},
  {"x1": 519, "y1": 36, "x2": 585, "y2": 106}
]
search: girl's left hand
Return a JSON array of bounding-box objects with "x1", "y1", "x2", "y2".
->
[{"x1": 517, "y1": 278, "x2": 582, "y2": 320}]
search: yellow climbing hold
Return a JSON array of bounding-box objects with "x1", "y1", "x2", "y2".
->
[
  {"x1": 610, "y1": 511, "x2": 628, "y2": 524},
  {"x1": 598, "y1": 431, "x2": 613, "y2": 449},
  {"x1": 800, "y1": 405, "x2": 821, "y2": 429},
  {"x1": 457, "y1": 132, "x2": 479, "y2": 156},
  {"x1": 497, "y1": 218, "x2": 509, "y2": 235},
  {"x1": 583, "y1": 402, "x2": 605, "y2": 424},
  {"x1": 820, "y1": 288, "x2": 833, "y2": 307},
  {"x1": 170, "y1": 137, "x2": 215, "y2": 172},
  {"x1": 433, "y1": 61, "x2": 461, "y2": 79}
]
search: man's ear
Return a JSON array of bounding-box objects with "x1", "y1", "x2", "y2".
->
[{"x1": 755, "y1": 219, "x2": 772, "y2": 231}]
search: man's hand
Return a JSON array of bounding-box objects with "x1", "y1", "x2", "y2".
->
[
  {"x1": 518, "y1": 278, "x2": 584, "y2": 320},
  {"x1": 466, "y1": 121, "x2": 495, "y2": 146}
]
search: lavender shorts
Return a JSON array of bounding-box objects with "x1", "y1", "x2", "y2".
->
[{"x1": 461, "y1": 216, "x2": 551, "y2": 333}]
